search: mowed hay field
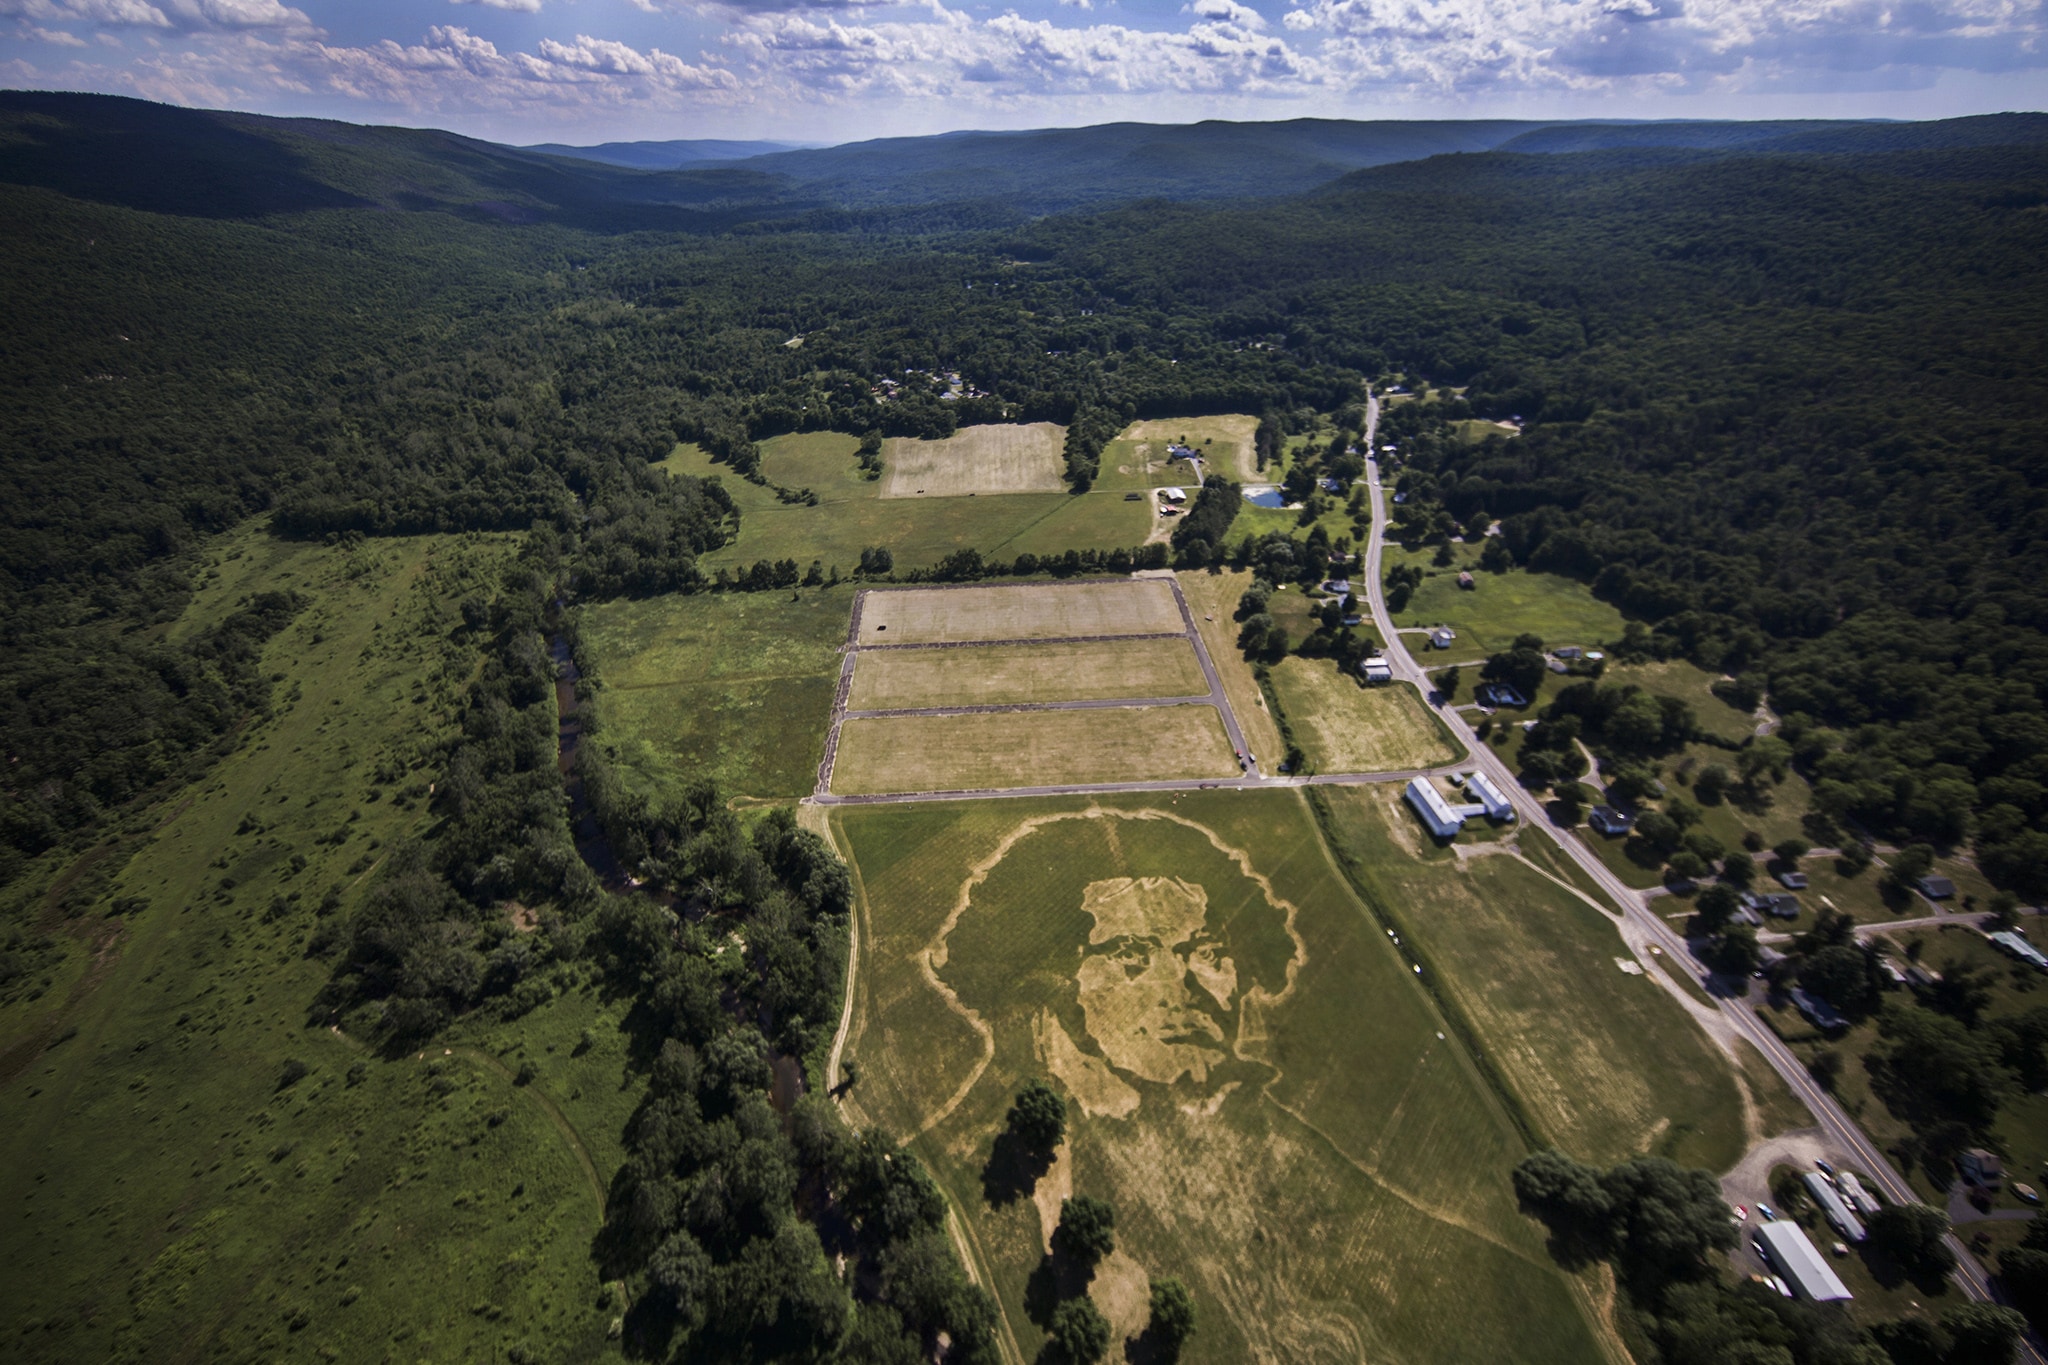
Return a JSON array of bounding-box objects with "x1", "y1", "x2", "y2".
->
[
  {"x1": 829, "y1": 705, "x2": 1238, "y2": 794},
  {"x1": 662, "y1": 442, "x2": 1151, "y2": 574},
  {"x1": 882, "y1": 422, "x2": 1067, "y2": 498},
  {"x1": 1317, "y1": 785, "x2": 1755, "y2": 1170},
  {"x1": 1268, "y1": 659, "x2": 1465, "y2": 771},
  {"x1": 857, "y1": 579, "x2": 1183, "y2": 644},
  {"x1": 832, "y1": 792, "x2": 1611, "y2": 1365},
  {"x1": 580, "y1": 585, "x2": 851, "y2": 800},
  {"x1": 1098, "y1": 414, "x2": 1261, "y2": 489},
  {"x1": 848, "y1": 637, "x2": 1208, "y2": 710}
]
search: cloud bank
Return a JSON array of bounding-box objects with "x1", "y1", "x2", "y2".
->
[{"x1": 2, "y1": 0, "x2": 2042, "y2": 138}]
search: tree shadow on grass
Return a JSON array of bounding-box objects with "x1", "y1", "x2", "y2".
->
[
  {"x1": 1023, "y1": 1250, "x2": 1098, "y2": 1330},
  {"x1": 982, "y1": 1129, "x2": 1056, "y2": 1209}
]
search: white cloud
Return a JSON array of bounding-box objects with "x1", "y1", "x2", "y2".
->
[
  {"x1": 19, "y1": 21, "x2": 88, "y2": 42},
  {"x1": 1191, "y1": 0, "x2": 1266, "y2": 31},
  {"x1": 0, "y1": 0, "x2": 311, "y2": 29},
  {"x1": 0, "y1": 0, "x2": 172, "y2": 27},
  {"x1": 450, "y1": 0, "x2": 543, "y2": 12}
]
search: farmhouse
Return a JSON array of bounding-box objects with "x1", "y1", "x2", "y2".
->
[
  {"x1": 1323, "y1": 579, "x2": 1352, "y2": 596},
  {"x1": 1790, "y1": 987, "x2": 1846, "y2": 1031},
  {"x1": 1359, "y1": 658, "x2": 1393, "y2": 685},
  {"x1": 1589, "y1": 806, "x2": 1633, "y2": 836},
  {"x1": 1916, "y1": 874, "x2": 1956, "y2": 900},
  {"x1": 1160, "y1": 486, "x2": 1188, "y2": 503},
  {"x1": 1428, "y1": 627, "x2": 1457, "y2": 650},
  {"x1": 1754, "y1": 1222, "x2": 1853, "y2": 1303},
  {"x1": 1802, "y1": 1172, "x2": 1866, "y2": 1243}
]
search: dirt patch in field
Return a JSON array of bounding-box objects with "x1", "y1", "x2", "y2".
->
[
  {"x1": 1037, "y1": 1010, "x2": 1140, "y2": 1119},
  {"x1": 882, "y1": 422, "x2": 1067, "y2": 498},
  {"x1": 858, "y1": 579, "x2": 1184, "y2": 644}
]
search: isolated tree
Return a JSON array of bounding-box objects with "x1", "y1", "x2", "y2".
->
[
  {"x1": 2001, "y1": 1242, "x2": 2048, "y2": 1332},
  {"x1": 1868, "y1": 1204, "x2": 1956, "y2": 1280},
  {"x1": 1051, "y1": 1196, "x2": 1116, "y2": 1274},
  {"x1": 1693, "y1": 883, "x2": 1740, "y2": 934},
  {"x1": 1709, "y1": 926, "x2": 1762, "y2": 977},
  {"x1": 1800, "y1": 943, "x2": 1880, "y2": 1017},
  {"x1": 1722, "y1": 850, "x2": 1756, "y2": 888},
  {"x1": 1047, "y1": 1297, "x2": 1111, "y2": 1364},
  {"x1": 1772, "y1": 838, "x2": 1810, "y2": 867},
  {"x1": 1440, "y1": 664, "x2": 1462, "y2": 697},
  {"x1": 1144, "y1": 1276, "x2": 1197, "y2": 1362},
  {"x1": 1692, "y1": 764, "x2": 1732, "y2": 805},
  {"x1": 1006, "y1": 1080, "x2": 1066, "y2": 1154}
]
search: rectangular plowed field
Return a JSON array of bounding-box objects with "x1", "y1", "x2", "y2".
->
[
  {"x1": 847, "y1": 637, "x2": 1208, "y2": 710},
  {"x1": 857, "y1": 579, "x2": 1183, "y2": 644},
  {"x1": 882, "y1": 422, "x2": 1067, "y2": 498},
  {"x1": 829, "y1": 705, "x2": 1238, "y2": 793}
]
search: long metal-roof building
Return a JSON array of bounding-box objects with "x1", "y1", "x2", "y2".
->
[
  {"x1": 1754, "y1": 1221, "x2": 1853, "y2": 1302},
  {"x1": 1802, "y1": 1172, "x2": 1866, "y2": 1243}
]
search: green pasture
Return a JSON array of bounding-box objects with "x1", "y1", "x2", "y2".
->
[
  {"x1": 1390, "y1": 557, "x2": 1627, "y2": 657},
  {"x1": 579, "y1": 582, "x2": 852, "y2": 803},
  {"x1": 1315, "y1": 786, "x2": 1750, "y2": 1172},
  {"x1": 1604, "y1": 660, "x2": 1755, "y2": 744},
  {"x1": 833, "y1": 790, "x2": 1610, "y2": 1365},
  {"x1": 662, "y1": 440, "x2": 1152, "y2": 574},
  {"x1": 0, "y1": 523, "x2": 632, "y2": 1364}
]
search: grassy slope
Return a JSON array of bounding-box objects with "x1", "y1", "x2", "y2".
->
[
  {"x1": 664, "y1": 441, "x2": 1152, "y2": 574},
  {"x1": 832, "y1": 790, "x2": 1609, "y2": 1365},
  {"x1": 0, "y1": 522, "x2": 634, "y2": 1364},
  {"x1": 578, "y1": 581, "x2": 853, "y2": 804},
  {"x1": 1316, "y1": 784, "x2": 1751, "y2": 1172}
]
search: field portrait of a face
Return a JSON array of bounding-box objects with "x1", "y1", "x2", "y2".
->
[{"x1": 926, "y1": 808, "x2": 1304, "y2": 1123}]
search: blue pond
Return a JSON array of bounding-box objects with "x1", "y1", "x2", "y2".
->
[{"x1": 1242, "y1": 487, "x2": 1287, "y2": 509}]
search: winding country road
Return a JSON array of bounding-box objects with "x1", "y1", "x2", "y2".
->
[{"x1": 1347, "y1": 391, "x2": 2038, "y2": 1348}]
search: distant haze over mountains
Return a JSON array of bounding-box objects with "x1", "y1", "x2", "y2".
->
[
  {"x1": 520, "y1": 139, "x2": 811, "y2": 171},
  {"x1": 4, "y1": 91, "x2": 2044, "y2": 231}
]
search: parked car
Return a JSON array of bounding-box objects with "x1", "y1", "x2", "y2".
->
[{"x1": 1758, "y1": 1204, "x2": 1777, "y2": 1222}]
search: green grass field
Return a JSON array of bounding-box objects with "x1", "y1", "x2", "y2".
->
[
  {"x1": 832, "y1": 790, "x2": 1614, "y2": 1365},
  {"x1": 1384, "y1": 542, "x2": 1626, "y2": 656},
  {"x1": 0, "y1": 522, "x2": 636, "y2": 1364},
  {"x1": 1316, "y1": 786, "x2": 1752, "y2": 1173},
  {"x1": 579, "y1": 583, "x2": 852, "y2": 803},
  {"x1": 830, "y1": 705, "x2": 1239, "y2": 794},
  {"x1": 662, "y1": 441, "x2": 1152, "y2": 574},
  {"x1": 1095, "y1": 414, "x2": 1261, "y2": 491}
]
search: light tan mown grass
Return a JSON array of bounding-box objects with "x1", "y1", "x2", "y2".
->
[
  {"x1": 829, "y1": 705, "x2": 1238, "y2": 794},
  {"x1": 1109, "y1": 415, "x2": 1261, "y2": 485},
  {"x1": 857, "y1": 579, "x2": 1182, "y2": 644},
  {"x1": 1268, "y1": 658, "x2": 1463, "y2": 772},
  {"x1": 847, "y1": 637, "x2": 1207, "y2": 710},
  {"x1": 1318, "y1": 785, "x2": 1748, "y2": 1171},
  {"x1": 832, "y1": 792, "x2": 1608, "y2": 1365},
  {"x1": 1175, "y1": 569, "x2": 1285, "y2": 762},
  {"x1": 882, "y1": 422, "x2": 1067, "y2": 498}
]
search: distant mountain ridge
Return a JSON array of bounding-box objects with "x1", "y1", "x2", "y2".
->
[
  {"x1": 3, "y1": 90, "x2": 2045, "y2": 231},
  {"x1": 522, "y1": 138, "x2": 808, "y2": 170}
]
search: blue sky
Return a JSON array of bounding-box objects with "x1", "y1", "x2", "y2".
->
[{"x1": 2, "y1": 0, "x2": 2043, "y2": 145}]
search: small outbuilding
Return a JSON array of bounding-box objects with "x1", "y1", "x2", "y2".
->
[
  {"x1": 1589, "y1": 806, "x2": 1633, "y2": 836},
  {"x1": 1160, "y1": 486, "x2": 1188, "y2": 503},
  {"x1": 1359, "y1": 658, "x2": 1393, "y2": 685},
  {"x1": 1790, "y1": 987, "x2": 1846, "y2": 1031},
  {"x1": 1917, "y1": 875, "x2": 1956, "y2": 900},
  {"x1": 1428, "y1": 627, "x2": 1457, "y2": 650},
  {"x1": 1991, "y1": 931, "x2": 2048, "y2": 972},
  {"x1": 1960, "y1": 1148, "x2": 2005, "y2": 1189},
  {"x1": 1465, "y1": 772, "x2": 1516, "y2": 823},
  {"x1": 1754, "y1": 1222, "x2": 1853, "y2": 1303},
  {"x1": 1777, "y1": 870, "x2": 1810, "y2": 890},
  {"x1": 1456, "y1": 571, "x2": 1476, "y2": 590}
]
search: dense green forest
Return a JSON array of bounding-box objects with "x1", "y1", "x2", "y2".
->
[{"x1": 5, "y1": 91, "x2": 2048, "y2": 1361}]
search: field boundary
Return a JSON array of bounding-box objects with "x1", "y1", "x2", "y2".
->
[{"x1": 815, "y1": 578, "x2": 1257, "y2": 797}]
